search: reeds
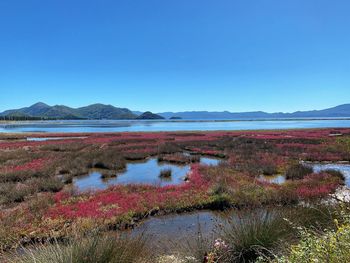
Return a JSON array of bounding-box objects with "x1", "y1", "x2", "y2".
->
[{"x1": 6, "y1": 233, "x2": 153, "y2": 263}]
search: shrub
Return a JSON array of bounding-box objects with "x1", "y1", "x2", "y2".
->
[
  {"x1": 0, "y1": 183, "x2": 32, "y2": 204},
  {"x1": 190, "y1": 155, "x2": 201, "y2": 163},
  {"x1": 88, "y1": 151, "x2": 126, "y2": 171},
  {"x1": 33, "y1": 178, "x2": 64, "y2": 193},
  {"x1": 159, "y1": 169, "x2": 172, "y2": 178},
  {"x1": 124, "y1": 152, "x2": 149, "y2": 161},
  {"x1": 261, "y1": 164, "x2": 278, "y2": 176},
  {"x1": 62, "y1": 174, "x2": 73, "y2": 184},
  {"x1": 285, "y1": 164, "x2": 313, "y2": 180},
  {"x1": 158, "y1": 142, "x2": 181, "y2": 154},
  {"x1": 157, "y1": 153, "x2": 188, "y2": 164},
  {"x1": 209, "y1": 182, "x2": 231, "y2": 196},
  {"x1": 0, "y1": 170, "x2": 39, "y2": 183},
  {"x1": 274, "y1": 220, "x2": 350, "y2": 262},
  {"x1": 101, "y1": 171, "x2": 117, "y2": 179},
  {"x1": 324, "y1": 169, "x2": 345, "y2": 182}
]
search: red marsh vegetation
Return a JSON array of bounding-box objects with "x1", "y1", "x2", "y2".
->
[{"x1": 0, "y1": 128, "x2": 350, "y2": 251}]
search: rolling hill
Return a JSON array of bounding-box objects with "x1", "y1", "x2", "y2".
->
[
  {"x1": 136, "y1": 111, "x2": 165, "y2": 120},
  {"x1": 0, "y1": 102, "x2": 137, "y2": 120}
]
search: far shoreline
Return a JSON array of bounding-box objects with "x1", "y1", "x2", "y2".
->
[
  {"x1": 1, "y1": 117, "x2": 350, "y2": 124},
  {"x1": 1, "y1": 119, "x2": 350, "y2": 134},
  {"x1": 0, "y1": 127, "x2": 349, "y2": 138}
]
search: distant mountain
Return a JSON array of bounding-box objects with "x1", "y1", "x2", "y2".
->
[
  {"x1": 158, "y1": 111, "x2": 270, "y2": 119},
  {"x1": 0, "y1": 102, "x2": 137, "y2": 120},
  {"x1": 278, "y1": 104, "x2": 350, "y2": 118},
  {"x1": 1, "y1": 103, "x2": 350, "y2": 120},
  {"x1": 77, "y1": 104, "x2": 136, "y2": 119},
  {"x1": 158, "y1": 104, "x2": 350, "y2": 119},
  {"x1": 136, "y1": 111, "x2": 165, "y2": 120},
  {"x1": 132, "y1": 110, "x2": 143, "y2": 115}
]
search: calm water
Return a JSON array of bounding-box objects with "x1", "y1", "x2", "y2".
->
[
  {"x1": 1, "y1": 119, "x2": 350, "y2": 133},
  {"x1": 129, "y1": 211, "x2": 223, "y2": 245},
  {"x1": 259, "y1": 174, "x2": 286, "y2": 184},
  {"x1": 309, "y1": 163, "x2": 350, "y2": 187},
  {"x1": 74, "y1": 157, "x2": 221, "y2": 191},
  {"x1": 27, "y1": 136, "x2": 87, "y2": 141},
  {"x1": 129, "y1": 208, "x2": 275, "y2": 251},
  {"x1": 257, "y1": 164, "x2": 350, "y2": 187}
]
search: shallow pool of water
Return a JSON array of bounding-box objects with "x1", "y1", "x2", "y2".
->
[
  {"x1": 27, "y1": 136, "x2": 86, "y2": 141},
  {"x1": 128, "y1": 208, "x2": 276, "y2": 252},
  {"x1": 74, "y1": 156, "x2": 221, "y2": 191},
  {"x1": 129, "y1": 211, "x2": 224, "y2": 246},
  {"x1": 308, "y1": 163, "x2": 350, "y2": 187},
  {"x1": 259, "y1": 174, "x2": 286, "y2": 184}
]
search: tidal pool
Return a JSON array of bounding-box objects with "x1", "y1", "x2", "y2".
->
[
  {"x1": 308, "y1": 163, "x2": 350, "y2": 187},
  {"x1": 27, "y1": 136, "x2": 86, "y2": 141},
  {"x1": 259, "y1": 163, "x2": 350, "y2": 186},
  {"x1": 259, "y1": 174, "x2": 286, "y2": 184},
  {"x1": 128, "y1": 208, "x2": 277, "y2": 252},
  {"x1": 129, "y1": 211, "x2": 223, "y2": 248},
  {"x1": 74, "y1": 156, "x2": 221, "y2": 191}
]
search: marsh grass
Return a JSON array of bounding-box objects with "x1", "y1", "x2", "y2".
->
[
  {"x1": 218, "y1": 209, "x2": 292, "y2": 262},
  {"x1": 6, "y1": 233, "x2": 153, "y2": 263},
  {"x1": 0, "y1": 182, "x2": 32, "y2": 204},
  {"x1": 261, "y1": 164, "x2": 278, "y2": 176},
  {"x1": 285, "y1": 164, "x2": 313, "y2": 180}
]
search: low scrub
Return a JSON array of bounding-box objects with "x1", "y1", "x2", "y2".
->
[
  {"x1": 324, "y1": 169, "x2": 345, "y2": 182},
  {"x1": 274, "y1": 216, "x2": 350, "y2": 262},
  {"x1": 285, "y1": 164, "x2": 313, "y2": 180},
  {"x1": 0, "y1": 182, "x2": 32, "y2": 204}
]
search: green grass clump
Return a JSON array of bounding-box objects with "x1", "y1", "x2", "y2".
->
[
  {"x1": 6, "y1": 234, "x2": 152, "y2": 263},
  {"x1": 219, "y1": 209, "x2": 291, "y2": 263}
]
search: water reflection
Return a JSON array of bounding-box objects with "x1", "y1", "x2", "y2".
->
[
  {"x1": 2, "y1": 119, "x2": 350, "y2": 133},
  {"x1": 74, "y1": 156, "x2": 221, "y2": 191},
  {"x1": 259, "y1": 174, "x2": 286, "y2": 185},
  {"x1": 308, "y1": 163, "x2": 350, "y2": 187}
]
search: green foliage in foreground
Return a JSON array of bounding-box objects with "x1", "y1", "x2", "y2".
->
[
  {"x1": 6, "y1": 234, "x2": 151, "y2": 263},
  {"x1": 273, "y1": 218, "x2": 350, "y2": 263}
]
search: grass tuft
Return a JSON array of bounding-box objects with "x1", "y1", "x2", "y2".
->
[{"x1": 6, "y1": 233, "x2": 152, "y2": 263}]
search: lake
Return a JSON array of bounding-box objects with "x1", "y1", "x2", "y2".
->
[{"x1": 1, "y1": 119, "x2": 350, "y2": 133}]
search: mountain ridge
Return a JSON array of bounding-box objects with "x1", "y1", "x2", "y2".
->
[
  {"x1": 157, "y1": 104, "x2": 350, "y2": 119},
  {"x1": 0, "y1": 103, "x2": 137, "y2": 120},
  {"x1": 1, "y1": 103, "x2": 350, "y2": 120}
]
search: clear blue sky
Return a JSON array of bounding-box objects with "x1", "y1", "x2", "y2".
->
[{"x1": 1, "y1": 0, "x2": 349, "y2": 113}]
